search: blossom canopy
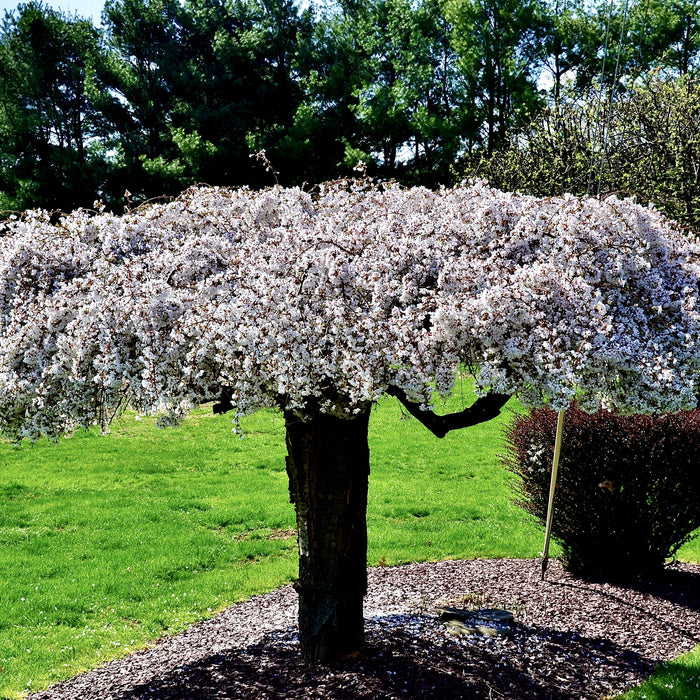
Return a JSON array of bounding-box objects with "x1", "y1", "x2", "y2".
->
[{"x1": 1, "y1": 180, "x2": 698, "y2": 441}]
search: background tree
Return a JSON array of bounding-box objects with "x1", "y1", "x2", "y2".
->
[
  {"x1": 444, "y1": 0, "x2": 548, "y2": 154},
  {"x1": 101, "y1": 0, "x2": 310, "y2": 201},
  {"x1": 1, "y1": 181, "x2": 697, "y2": 660},
  {"x1": 623, "y1": 0, "x2": 700, "y2": 77},
  {"x1": 281, "y1": 0, "x2": 376, "y2": 183},
  {"x1": 100, "y1": 0, "x2": 197, "y2": 203},
  {"x1": 0, "y1": 2, "x2": 107, "y2": 212},
  {"x1": 667, "y1": 0, "x2": 700, "y2": 75},
  {"x1": 350, "y1": 0, "x2": 418, "y2": 175},
  {"x1": 467, "y1": 74, "x2": 700, "y2": 230},
  {"x1": 540, "y1": 0, "x2": 602, "y2": 107},
  {"x1": 407, "y1": 0, "x2": 473, "y2": 184},
  {"x1": 349, "y1": 0, "x2": 473, "y2": 184},
  {"x1": 2, "y1": 0, "x2": 700, "y2": 209},
  {"x1": 239, "y1": 0, "x2": 312, "y2": 184}
]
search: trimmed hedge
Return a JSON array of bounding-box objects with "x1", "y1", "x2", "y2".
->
[{"x1": 503, "y1": 404, "x2": 700, "y2": 577}]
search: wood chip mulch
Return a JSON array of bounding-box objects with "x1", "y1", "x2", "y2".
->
[{"x1": 27, "y1": 558, "x2": 700, "y2": 700}]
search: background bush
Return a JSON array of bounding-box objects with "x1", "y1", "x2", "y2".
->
[
  {"x1": 466, "y1": 76, "x2": 700, "y2": 232},
  {"x1": 503, "y1": 404, "x2": 700, "y2": 577}
]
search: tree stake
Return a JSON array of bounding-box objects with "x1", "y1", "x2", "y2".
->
[{"x1": 541, "y1": 409, "x2": 565, "y2": 580}]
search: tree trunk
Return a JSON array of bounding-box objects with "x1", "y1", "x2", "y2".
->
[{"x1": 284, "y1": 406, "x2": 371, "y2": 661}]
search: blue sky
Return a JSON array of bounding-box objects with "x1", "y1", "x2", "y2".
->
[
  {"x1": 0, "y1": 0, "x2": 315, "y2": 25},
  {"x1": 0, "y1": 0, "x2": 105, "y2": 23}
]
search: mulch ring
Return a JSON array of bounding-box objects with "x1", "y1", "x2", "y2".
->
[{"x1": 27, "y1": 558, "x2": 700, "y2": 700}]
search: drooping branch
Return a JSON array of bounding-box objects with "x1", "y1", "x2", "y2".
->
[{"x1": 386, "y1": 385, "x2": 511, "y2": 438}]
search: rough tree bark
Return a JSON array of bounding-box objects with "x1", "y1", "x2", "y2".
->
[
  {"x1": 215, "y1": 387, "x2": 511, "y2": 662},
  {"x1": 284, "y1": 406, "x2": 372, "y2": 661}
]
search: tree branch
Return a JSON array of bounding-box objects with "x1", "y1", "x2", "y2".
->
[
  {"x1": 214, "y1": 384, "x2": 512, "y2": 437},
  {"x1": 386, "y1": 385, "x2": 511, "y2": 438}
]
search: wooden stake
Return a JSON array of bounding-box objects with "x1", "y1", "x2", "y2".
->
[{"x1": 541, "y1": 409, "x2": 565, "y2": 580}]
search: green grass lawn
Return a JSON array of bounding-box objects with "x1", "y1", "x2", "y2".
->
[
  {"x1": 616, "y1": 647, "x2": 700, "y2": 700},
  {"x1": 0, "y1": 389, "x2": 698, "y2": 699}
]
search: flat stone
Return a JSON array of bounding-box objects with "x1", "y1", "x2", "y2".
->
[
  {"x1": 437, "y1": 607, "x2": 515, "y2": 639},
  {"x1": 443, "y1": 619, "x2": 512, "y2": 639}
]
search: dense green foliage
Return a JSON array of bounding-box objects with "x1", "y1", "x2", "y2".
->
[
  {"x1": 0, "y1": 3, "x2": 108, "y2": 211},
  {"x1": 1, "y1": 0, "x2": 700, "y2": 213},
  {"x1": 504, "y1": 404, "x2": 700, "y2": 577}
]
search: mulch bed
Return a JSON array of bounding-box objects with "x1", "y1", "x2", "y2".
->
[{"x1": 27, "y1": 558, "x2": 700, "y2": 699}]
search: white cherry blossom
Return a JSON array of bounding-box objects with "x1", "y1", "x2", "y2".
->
[{"x1": 0, "y1": 180, "x2": 698, "y2": 441}]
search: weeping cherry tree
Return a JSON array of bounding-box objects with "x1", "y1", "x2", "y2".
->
[{"x1": 0, "y1": 179, "x2": 698, "y2": 660}]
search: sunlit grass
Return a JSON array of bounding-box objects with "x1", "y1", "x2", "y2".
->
[
  {"x1": 676, "y1": 534, "x2": 700, "y2": 564},
  {"x1": 0, "y1": 408, "x2": 297, "y2": 698},
  {"x1": 616, "y1": 647, "x2": 700, "y2": 700},
  {"x1": 367, "y1": 390, "x2": 542, "y2": 565},
  {"x1": 0, "y1": 388, "x2": 697, "y2": 699}
]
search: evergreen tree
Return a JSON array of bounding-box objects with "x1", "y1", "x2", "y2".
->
[
  {"x1": 0, "y1": 2, "x2": 107, "y2": 212},
  {"x1": 101, "y1": 0, "x2": 309, "y2": 199},
  {"x1": 444, "y1": 0, "x2": 548, "y2": 154}
]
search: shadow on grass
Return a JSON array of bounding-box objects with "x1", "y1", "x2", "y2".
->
[{"x1": 113, "y1": 617, "x2": 654, "y2": 700}]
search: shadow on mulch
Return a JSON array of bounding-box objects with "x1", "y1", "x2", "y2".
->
[
  {"x1": 115, "y1": 617, "x2": 654, "y2": 700},
  {"x1": 549, "y1": 565, "x2": 700, "y2": 647},
  {"x1": 617, "y1": 566, "x2": 700, "y2": 613}
]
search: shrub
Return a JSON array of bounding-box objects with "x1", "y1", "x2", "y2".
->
[
  {"x1": 462, "y1": 75, "x2": 700, "y2": 232},
  {"x1": 503, "y1": 404, "x2": 700, "y2": 578}
]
